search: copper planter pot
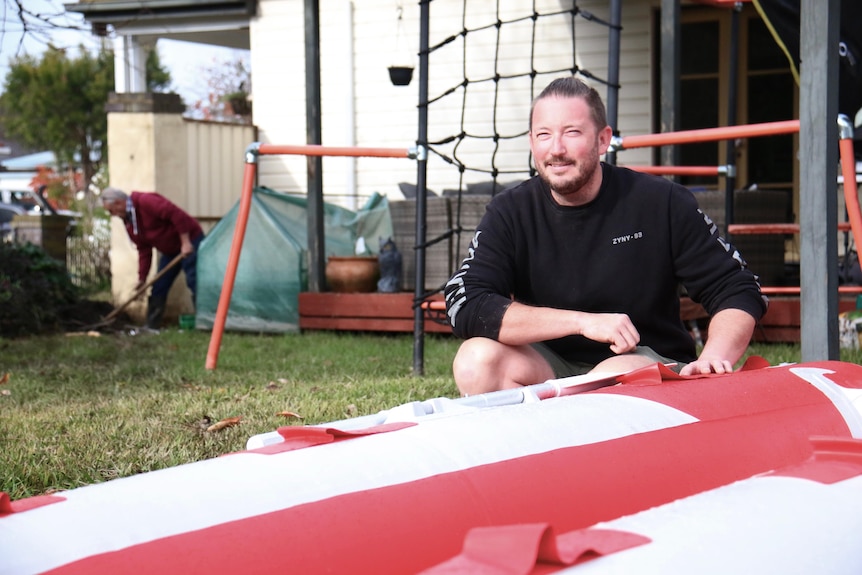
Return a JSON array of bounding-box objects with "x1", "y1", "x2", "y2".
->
[{"x1": 325, "y1": 256, "x2": 380, "y2": 293}]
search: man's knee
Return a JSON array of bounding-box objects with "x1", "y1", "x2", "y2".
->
[
  {"x1": 452, "y1": 338, "x2": 553, "y2": 396},
  {"x1": 452, "y1": 338, "x2": 506, "y2": 395},
  {"x1": 593, "y1": 352, "x2": 659, "y2": 373},
  {"x1": 453, "y1": 338, "x2": 495, "y2": 379}
]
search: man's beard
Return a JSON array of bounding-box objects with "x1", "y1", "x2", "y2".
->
[{"x1": 537, "y1": 146, "x2": 601, "y2": 200}]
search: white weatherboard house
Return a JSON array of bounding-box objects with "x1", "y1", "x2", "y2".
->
[{"x1": 68, "y1": 0, "x2": 803, "y2": 320}]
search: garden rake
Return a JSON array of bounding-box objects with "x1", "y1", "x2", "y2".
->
[{"x1": 89, "y1": 253, "x2": 185, "y2": 329}]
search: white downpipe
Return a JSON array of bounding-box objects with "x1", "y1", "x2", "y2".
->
[{"x1": 345, "y1": 0, "x2": 358, "y2": 210}]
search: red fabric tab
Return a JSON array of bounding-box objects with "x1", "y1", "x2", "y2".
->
[
  {"x1": 544, "y1": 527, "x2": 651, "y2": 565},
  {"x1": 418, "y1": 523, "x2": 650, "y2": 574},
  {"x1": 617, "y1": 356, "x2": 770, "y2": 387},
  {"x1": 248, "y1": 421, "x2": 416, "y2": 454},
  {"x1": 0, "y1": 491, "x2": 65, "y2": 517},
  {"x1": 739, "y1": 355, "x2": 771, "y2": 371},
  {"x1": 462, "y1": 523, "x2": 546, "y2": 573},
  {"x1": 772, "y1": 436, "x2": 862, "y2": 484}
]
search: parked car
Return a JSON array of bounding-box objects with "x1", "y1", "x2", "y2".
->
[
  {"x1": 0, "y1": 203, "x2": 26, "y2": 242},
  {"x1": 2, "y1": 185, "x2": 81, "y2": 215},
  {"x1": 1, "y1": 188, "x2": 82, "y2": 246}
]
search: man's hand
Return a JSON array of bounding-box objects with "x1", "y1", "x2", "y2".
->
[
  {"x1": 579, "y1": 313, "x2": 640, "y2": 354},
  {"x1": 678, "y1": 309, "x2": 756, "y2": 376},
  {"x1": 180, "y1": 234, "x2": 194, "y2": 258},
  {"x1": 133, "y1": 280, "x2": 148, "y2": 299},
  {"x1": 680, "y1": 357, "x2": 733, "y2": 376}
]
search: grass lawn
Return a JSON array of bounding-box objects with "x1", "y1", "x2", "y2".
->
[
  {"x1": 0, "y1": 329, "x2": 459, "y2": 499},
  {"x1": 0, "y1": 328, "x2": 859, "y2": 500}
]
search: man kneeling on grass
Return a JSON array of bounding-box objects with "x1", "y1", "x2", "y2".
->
[{"x1": 444, "y1": 76, "x2": 767, "y2": 396}]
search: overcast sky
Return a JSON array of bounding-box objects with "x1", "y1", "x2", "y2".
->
[{"x1": 0, "y1": 0, "x2": 247, "y2": 105}]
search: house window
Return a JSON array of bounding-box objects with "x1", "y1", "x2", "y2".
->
[
  {"x1": 656, "y1": 6, "x2": 796, "y2": 193},
  {"x1": 744, "y1": 16, "x2": 795, "y2": 188},
  {"x1": 679, "y1": 19, "x2": 721, "y2": 188}
]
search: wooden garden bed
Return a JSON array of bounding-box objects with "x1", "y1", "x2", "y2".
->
[{"x1": 298, "y1": 292, "x2": 451, "y2": 333}]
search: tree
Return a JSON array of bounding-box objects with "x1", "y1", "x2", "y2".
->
[
  {"x1": 0, "y1": 46, "x2": 112, "y2": 203},
  {"x1": 0, "y1": 44, "x2": 173, "y2": 205},
  {"x1": 188, "y1": 55, "x2": 252, "y2": 123},
  {"x1": 146, "y1": 47, "x2": 172, "y2": 93}
]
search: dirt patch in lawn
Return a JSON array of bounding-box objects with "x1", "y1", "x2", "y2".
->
[{"x1": 60, "y1": 299, "x2": 130, "y2": 333}]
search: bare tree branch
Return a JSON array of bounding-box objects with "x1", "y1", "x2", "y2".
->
[{"x1": 2, "y1": 0, "x2": 92, "y2": 59}]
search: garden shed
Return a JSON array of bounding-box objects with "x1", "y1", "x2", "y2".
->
[{"x1": 196, "y1": 187, "x2": 392, "y2": 333}]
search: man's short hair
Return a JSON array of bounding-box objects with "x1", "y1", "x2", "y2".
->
[
  {"x1": 529, "y1": 76, "x2": 608, "y2": 132},
  {"x1": 101, "y1": 187, "x2": 127, "y2": 203}
]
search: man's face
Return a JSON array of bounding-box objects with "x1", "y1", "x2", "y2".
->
[
  {"x1": 529, "y1": 96, "x2": 612, "y2": 202},
  {"x1": 102, "y1": 198, "x2": 126, "y2": 218}
]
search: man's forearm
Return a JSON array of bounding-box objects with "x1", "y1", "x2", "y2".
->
[
  {"x1": 497, "y1": 302, "x2": 640, "y2": 355},
  {"x1": 497, "y1": 302, "x2": 581, "y2": 345},
  {"x1": 698, "y1": 308, "x2": 756, "y2": 366}
]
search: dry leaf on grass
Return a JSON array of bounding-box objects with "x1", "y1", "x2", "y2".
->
[
  {"x1": 206, "y1": 416, "x2": 242, "y2": 433},
  {"x1": 276, "y1": 410, "x2": 303, "y2": 419},
  {"x1": 0, "y1": 373, "x2": 9, "y2": 385}
]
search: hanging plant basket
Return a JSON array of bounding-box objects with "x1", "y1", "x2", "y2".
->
[{"x1": 388, "y1": 66, "x2": 414, "y2": 86}]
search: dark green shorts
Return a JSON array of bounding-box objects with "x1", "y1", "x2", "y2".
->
[{"x1": 530, "y1": 343, "x2": 685, "y2": 378}]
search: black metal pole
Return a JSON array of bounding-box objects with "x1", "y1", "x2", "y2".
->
[
  {"x1": 412, "y1": 0, "x2": 431, "y2": 376},
  {"x1": 605, "y1": 0, "x2": 622, "y2": 165},
  {"x1": 724, "y1": 3, "x2": 741, "y2": 238},
  {"x1": 305, "y1": 0, "x2": 325, "y2": 292}
]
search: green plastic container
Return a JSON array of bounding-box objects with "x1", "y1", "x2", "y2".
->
[{"x1": 178, "y1": 314, "x2": 196, "y2": 330}]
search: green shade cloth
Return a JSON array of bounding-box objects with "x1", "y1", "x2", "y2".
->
[{"x1": 196, "y1": 187, "x2": 392, "y2": 332}]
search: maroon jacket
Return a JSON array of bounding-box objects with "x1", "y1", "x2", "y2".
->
[{"x1": 124, "y1": 192, "x2": 203, "y2": 283}]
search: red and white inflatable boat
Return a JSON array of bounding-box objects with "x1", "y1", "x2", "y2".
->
[
  {"x1": 2, "y1": 359, "x2": 862, "y2": 574},
  {"x1": 420, "y1": 436, "x2": 862, "y2": 574}
]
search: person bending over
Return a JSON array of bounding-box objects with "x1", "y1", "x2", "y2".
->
[
  {"x1": 444, "y1": 76, "x2": 767, "y2": 396},
  {"x1": 101, "y1": 187, "x2": 204, "y2": 329}
]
